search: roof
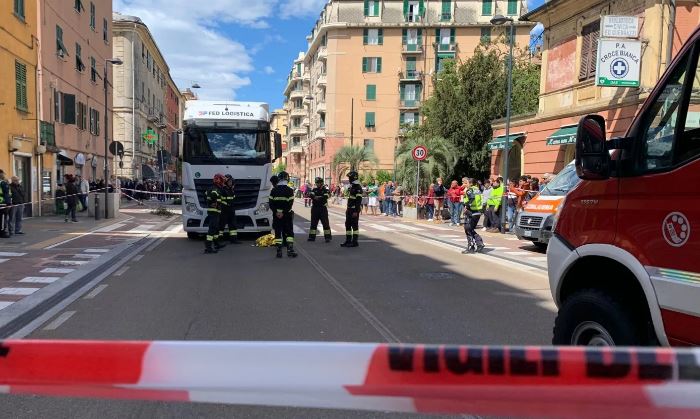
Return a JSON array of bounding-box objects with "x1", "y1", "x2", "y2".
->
[
  {"x1": 112, "y1": 13, "x2": 144, "y2": 24},
  {"x1": 520, "y1": 0, "x2": 566, "y2": 21}
]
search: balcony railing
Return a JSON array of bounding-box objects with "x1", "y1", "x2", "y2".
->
[
  {"x1": 440, "y1": 12, "x2": 452, "y2": 21},
  {"x1": 289, "y1": 143, "x2": 303, "y2": 153},
  {"x1": 404, "y1": 13, "x2": 423, "y2": 23},
  {"x1": 399, "y1": 99, "x2": 421, "y2": 109},
  {"x1": 402, "y1": 43, "x2": 423, "y2": 54},
  {"x1": 316, "y1": 101, "x2": 326, "y2": 113},
  {"x1": 314, "y1": 128, "x2": 326, "y2": 139},
  {"x1": 317, "y1": 73, "x2": 327, "y2": 85},
  {"x1": 290, "y1": 126, "x2": 307, "y2": 136},
  {"x1": 290, "y1": 90, "x2": 305, "y2": 99},
  {"x1": 318, "y1": 46, "x2": 327, "y2": 60},
  {"x1": 291, "y1": 108, "x2": 307, "y2": 117},
  {"x1": 436, "y1": 43, "x2": 457, "y2": 52},
  {"x1": 400, "y1": 70, "x2": 421, "y2": 81}
]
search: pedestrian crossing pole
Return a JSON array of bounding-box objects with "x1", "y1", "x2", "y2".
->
[{"x1": 415, "y1": 159, "x2": 420, "y2": 200}]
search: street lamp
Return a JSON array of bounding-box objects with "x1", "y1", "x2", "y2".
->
[
  {"x1": 104, "y1": 58, "x2": 123, "y2": 219},
  {"x1": 490, "y1": 15, "x2": 514, "y2": 233}
]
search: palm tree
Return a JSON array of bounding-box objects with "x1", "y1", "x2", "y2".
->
[
  {"x1": 395, "y1": 135, "x2": 458, "y2": 194},
  {"x1": 331, "y1": 145, "x2": 379, "y2": 182}
]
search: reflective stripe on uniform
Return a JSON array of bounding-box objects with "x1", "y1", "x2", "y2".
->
[
  {"x1": 206, "y1": 235, "x2": 215, "y2": 241},
  {"x1": 323, "y1": 230, "x2": 331, "y2": 234},
  {"x1": 274, "y1": 239, "x2": 283, "y2": 244},
  {"x1": 287, "y1": 237, "x2": 295, "y2": 243},
  {"x1": 346, "y1": 231, "x2": 353, "y2": 235},
  {"x1": 352, "y1": 230, "x2": 360, "y2": 235},
  {"x1": 309, "y1": 229, "x2": 318, "y2": 235}
]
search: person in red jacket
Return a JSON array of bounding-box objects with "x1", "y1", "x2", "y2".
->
[
  {"x1": 447, "y1": 180, "x2": 463, "y2": 226},
  {"x1": 425, "y1": 183, "x2": 435, "y2": 221}
]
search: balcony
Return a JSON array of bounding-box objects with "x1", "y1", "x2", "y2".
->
[
  {"x1": 316, "y1": 101, "x2": 326, "y2": 113},
  {"x1": 318, "y1": 46, "x2": 327, "y2": 60},
  {"x1": 436, "y1": 43, "x2": 458, "y2": 53},
  {"x1": 317, "y1": 73, "x2": 327, "y2": 86},
  {"x1": 314, "y1": 128, "x2": 326, "y2": 139},
  {"x1": 402, "y1": 44, "x2": 423, "y2": 54},
  {"x1": 302, "y1": 117, "x2": 310, "y2": 126},
  {"x1": 289, "y1": 143, "x2": 303, "y2": 153},
  {"x1": 399, "y1": 99, "x2": 421, "y2": 109},
  {"x1": 440, "y1": 12, "x2": 452, "y2": 22},
  {"x1": 291, "y1": 71, "x2": 303, "y2": 81},
  {"x1": 290, "y1": 126, "x2": 307, "y2": 136},
  {"x1": 404, "y1": 13, "x2": 424, "y2": 23},
  {"x1": 399, "y1": 70, "x2": 421, "y2": 81},
  {"x1": 291, "y1": 108, "x2": 307, "y2": 117},
  {"x1": 303, "y1": 71, "x2": 310, "y2": 81},
  {"x1": 290, "y1": 90, "x2": 305, "y2": 100}
]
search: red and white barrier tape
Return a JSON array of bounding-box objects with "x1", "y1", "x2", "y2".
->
[
  {"x1": 0, "y1": 188, "x2": 109, "y2": 210},
  {"x1": 0, "y1": 340, "x2": 699, "y2": 418},
  {"x1": 120, "y1": 188, "x2": 182, "y2": 197}
]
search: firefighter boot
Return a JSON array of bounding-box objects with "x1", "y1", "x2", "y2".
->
[
  {"x1": 340, "y1": 234, "x2": 352, "y2": 247},
  {"x1": 276, "y1": 245, "x2": 283, "y2": 258},
  {"x1": 204, "y1": 241, "x2": 218, "y2": 254},
  {"x1": 214, "y1": 239, "x2": 226, "y2": 251},
  {"x1": 287, "y1": 245, "x2": 298, "y2": 258}
]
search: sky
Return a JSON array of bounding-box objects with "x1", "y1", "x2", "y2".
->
[{"x1": 114, "y1": 0, "x2": 546, "y2": 110}]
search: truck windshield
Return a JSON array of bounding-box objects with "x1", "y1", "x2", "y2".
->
[
  {"x1": 184, "y1": 125, "x2": 270, "y2": 165},
  {"x1": 539, "y1": 164, "x2": 580, "y2": 196}
]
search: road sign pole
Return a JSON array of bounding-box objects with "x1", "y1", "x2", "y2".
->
[{"x1": 416, "y1": 159, "x2": 420, "y2": 199}]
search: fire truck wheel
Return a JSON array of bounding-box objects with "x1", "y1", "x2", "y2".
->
[
  {"x1": 187, "y1": 232, "x2": 201, "y2": 240},
  {"x1": 553, "y1": 289, "x2": 644, "y2": 346}
]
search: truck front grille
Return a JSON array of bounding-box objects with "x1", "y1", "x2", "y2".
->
[{"x1": 194, "y1": 179, "x2": 262, "y2": 211}]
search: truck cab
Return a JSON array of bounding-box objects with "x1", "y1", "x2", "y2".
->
[{"x1": 548, "y1": 26, "x2": 700, "y2": 346}]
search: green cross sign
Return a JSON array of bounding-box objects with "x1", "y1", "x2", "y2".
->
[{"x1": 143, "y1": 129, "x2": 158, "y2": 144}]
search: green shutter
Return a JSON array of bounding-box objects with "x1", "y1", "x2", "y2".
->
[
  {"x1": 406, "y1": 57, "x2": 416, "y2": 71},
  {"x1": 402, "y1": 29, "x2": 407, "y2": 45},
  {"x1": 442, "y1": 0, "x2": 451, "y2": 15},
  {"x1": 374, "y1": 0, "x2": 379, "y2": 15},
  {"x1": 378, "y1": 29, "x2": 383, "y2": 44},
  {"x1": 450, "y1": 28, "x2": 455, "y2": 43},
  {"x1": 507, "y1": 0, "x2": 517, "y2": 15},
  {"x1": 400, "y1": 84, "x2": 406, "y2": 99},
  {"x1": 416, "y1": 84, "x2": 422, "y2": 99},
  {"x1": 15, "y1": 61, "x2": 27, "y2": 110},
  {"x1": 400, "y1": 113, "x2": 405, "y2": 124},
  {"x1": 417, "y1": 29, "x2": 423, "y2": 44},
  {"x1": 362, "y1": 57, "x2": 368, "y2": 73},
  {"x1": 364, "y1": 0, "x2": 369, "y2": 16},
  {"x1": 366, "y1": 84, "x2": 376, "y2": 100},
  {"x1": 435, "y1": 29, "x2": 440, "y2": 44},
  {"x1": 365, "y1": 112, "x2": 375, "y2": 127},
  {"x1": 482, "y1": 0, "x2": 492, "y2": 15},
  {"x1": 403, "y1": 0, "x2": 408, "y2": 15},
  {"x1": 363, "y1": 29, "x2": 368, "y2": 45},
  {"x1": 376, "y1": 57, "x2": 382, "y2": 73},
  {"x1": 419, "y1": 0, "x2": 425, "y2": 15}
]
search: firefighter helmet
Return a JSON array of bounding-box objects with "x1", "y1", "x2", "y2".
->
[
  {"x1": 277, "y1": 171, "x2": 290, "y2": 181},
  {"x1": 347, "y1": 171, "x2": 359, "y2": 182},
  {"x1": 315, "y1": 177, "x2": 323, "y2": 185}
]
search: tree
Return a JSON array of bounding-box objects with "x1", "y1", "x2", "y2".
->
[
  {"x1": 394, "y1": 134, "x2": 459, "y2": 194},
  {"x1": 273, "y1": 161, "x2": 286, "y2": 174},
  {"x1": 331, "y1": 145, "x2": 378, "y2": 182}
]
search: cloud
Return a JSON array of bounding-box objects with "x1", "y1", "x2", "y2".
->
[
  {"x1": 279, "y1": 0, "x2": 327, "y2": 19},
  {"x1": 114, "y1": 0, "x2": 275, "y2": 99},
  {"x1": 263, "y1": 66, "x2": 275, "y2": 75}
]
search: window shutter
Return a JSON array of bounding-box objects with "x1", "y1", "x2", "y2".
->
[
  {"x1": 482, "y1": 0, "x2": 492, "y2": 15},
  {"x1": 402, "y1": 29, "x2": 407, "y2": 45},
  {"x1": 400, "y1": 113, "x2": 405, "y2": 124},
  {"x1": 418, "y1": 29, "x2": 423, "y2": 44},
  {"x1": 62, "y1": 94, "x2": 76, "y2": 125},
  {"x1": 374, "y1": 0, "x2": 379, "y2": 15},
  {"x1": 363, "y1": 29, "x2": 368, "y2": 45},
  {"x1": 364, "y1": 0, "x2": 369, "y2": 16},
  {"x1": 378, "y1": 29, "x2": 383, "y2": 44},
  {"x1": 435, "y1": 29, "x2": 440, "y2": 44},
  {"x1": 403, "y1": 0, "x2": 408, "y2": 15},
  {"x1": 450, "y1": 28, "x2": 455, "y2": 43},
  {"x1": 416, "y1": 84, "x2": 422, "y2": 99},
  {"x1": 579, "y1": 21, "x2": 600, "y2": 81},
  {"x1": 507, "y1": 0, "x2": 517, "y2": 15},
  {"x1": 365, "y1": 112, "x2": 370, "y2": 127},
  {"x1": 15, "y1": 61, "x2": 23, "y2": 109},
  {"x1": 376, "y1": 57, "x2": 382, "y2": 73},
  {"x1": 400, "y1": 84, "x2": 406, "y2": 99},
  {"x1": 419, "y1": 0, "x2": 425, "y2": 15},
  {"x1": 366, "y1": 84, "x2": 376, "y2": 100},
  {"x1": 406, "y1": 57, "x2": 416, "y2": 71},
  {"x1": 362, "y1": 57, "x2": 368, "y2": 73},
  {"x1": 442, "y1": 0, "x2": 451, "y2": 15}
]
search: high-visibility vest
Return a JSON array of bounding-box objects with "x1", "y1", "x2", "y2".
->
[
  {"x1": 469, "y1": 186, "x2": 482, "y2": 211},
  {"x1": 488, "y1": 185, "x2": 504, "y2": 208}
]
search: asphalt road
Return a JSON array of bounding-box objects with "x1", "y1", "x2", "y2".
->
[{"x1": 1, "y1": 205, "x2": 556, "y2": 418}]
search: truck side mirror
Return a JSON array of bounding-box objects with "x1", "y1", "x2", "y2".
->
[
  {"x1": 576, "y1": 115, "x2": 610, "y2": 180},
  {"x1": 274, "y1": 133, "x2": 283, "y2": 160}
]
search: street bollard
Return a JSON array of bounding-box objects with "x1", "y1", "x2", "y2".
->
[{"x1": 94, "y1": 195, "x2": 100, "y2": 220}]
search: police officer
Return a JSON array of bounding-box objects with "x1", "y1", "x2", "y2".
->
[
  {"x1": 341, "y1": 171, "x2": 362, "y2": 248},
  {"x1": 204, "y1": 174, "x2": 227, "y2": 254},
  {"x1": 307, "y1": 177, "x2": 331, "y2": 243},
  {"x1": 269, "y1": 171, "x2": 297, "y2": 258},
  {"x1": 462, "y1": 178, "x2": 485, "y2": 254},
  {"x1": 220, "y1": 174, "x2": 239, "y2": 244}
]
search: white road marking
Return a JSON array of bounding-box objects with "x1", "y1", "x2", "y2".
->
[
  {"x1": 43, "y1": 311, "x2": 76, "y2": 330},
  {"x1": 528, "y1": 256, "x2": 548, "y2": 262},
  {"x1": 0, "y1": 252, "x2": 27, "y2": 257},
  {"x1": 438, "y1": 235, "x2": 463, "y2": 239},
  {"x1": 40, "y1": 268, "x2": 74, "y2": 274},
  {"x1": 486, "y1": 246, "x2": 510, "y2": 250},
  {"x1": 74, "y1": 254, "x2": 101, "y2": 259},
  {"x1": 366, "y1": 223, "x2": 393, "y2": 232},
  {"x1": 0, "y1": 259, "x2": 8, "y2": 264},
  {"x1": 84, "y1": 284, "x2": 108, "y2": 299},
  {"x1": 113, "y1": 266, "x2": 130, "y2": 276},
  {"x1": 504, "y1": 251, "x2": 534, "y2": 256},
  {"x1": 84, "y1": 249, "x2": 110, "y2": 253},
  {"x1": 0, "y1": 302, "x2": 14, "y2": 311},
  {"x1": 20, "y1": 277, "x2": 60, "y2": 284},
  {"x1": 293, "y1": 225, "x2": 306, "y2": 234},
  {"x1": 55, "y1": 260, "x2": 88, "y2": 266},
  {"x1": 0, "y1": 287, "x2": 40, "y2": 296},
  {"x1": 128, "y1": 224, "x2": 155, "y2": 232},
  {"x1": 427, "y1": 225, "x2": 455, "y2": 231},
  {"x1": 94, "y1": 223, "x2": 126, "y2": 233},
  {"x1": 393, "y1": 224, "x2": 424, "y2": 232},
  {"x1": 133, "y1": 254, "x2": 145, "y2": 262},
  {"x1": 503, "y1": 237, "x2": 520, "y2": 241}
]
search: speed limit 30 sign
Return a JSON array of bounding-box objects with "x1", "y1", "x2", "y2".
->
[{"x1": 412, "y1": 145, "x2": 428, "y2": 161}]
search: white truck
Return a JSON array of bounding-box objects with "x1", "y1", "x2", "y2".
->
[{"x1": 180, "y1": 101, "x2": 282, "y2": 239}]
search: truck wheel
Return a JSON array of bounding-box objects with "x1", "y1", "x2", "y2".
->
[
  {"x1": 534, "y1": 242, "x2": 548, "y2": 250},
  {"x1": 186, "y1": 232, "x2": 200, "y2": 240},
  {"x1": 552, "y1": 289, "x2": 644, "y2": 346}
]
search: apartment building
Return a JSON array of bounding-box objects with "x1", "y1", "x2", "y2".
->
[
  {"x1": 270, "y1": 108, "x2": 288, "y2": 169},
  {"x1": 163, "y1": 80, "x2": 183, "y2": 182},
  {"x1": 490, "y1": 0, "x2": 700, "y2": 178},
  {"x1": 283, "y1": 0, "x2": 532, "y2": 184},
  {"x1": 1, "y1": 0, "x2": 39, "y2": 215},
  {"x1": 112, "y1": 13, "x2": 179, "y2": 181}
]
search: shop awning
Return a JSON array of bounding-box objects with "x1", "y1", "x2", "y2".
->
[
  {"x1": 487, "y1": 133, "x2": 525, "y2": 151},
  {"x1": 546, "y1": 125, "x2": 578, "y2": 146},
  {"x1": 57, "y1": 150, "x2": 73, "y2": 166}
]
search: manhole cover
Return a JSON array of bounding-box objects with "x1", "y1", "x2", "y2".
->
[{"x1": 419, "y1": 272, "x2": 455, "y2": 280}]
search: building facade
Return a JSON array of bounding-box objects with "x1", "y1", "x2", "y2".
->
[
  {"x1": 490, "y1": 0, "x2": 700, "y2": 179},
  {"x1": 38, "y1": 0, "x2": 113, "y2": 197},
  {"x1": 112, "y1": 13, "x2": 178, "y2": 181},
  {"x1": 283, "y1": 0, "x2": 532, "y2": 184},
  {"x1": 270, "y1": 108, "x2": 288, "y2": 171},
  {"x1": 1, "y1": 0, "x2": 39, "y2": 215}
]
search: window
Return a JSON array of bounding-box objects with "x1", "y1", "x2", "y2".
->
[
  {"x1": 74, "y1": 0, "x2": 84, "y2": 13},
  {"x1": 61, "y1": 94, "x2": 76, "y2": 125},
  {"x1": 366, "y1": 84, "x2": 376, "y2": 101},
  {"x1": 436, "y1": 28, "x2": 455, "y2": 50},
  {"x1": 142, "y1": 43, "x2": 146, "y2": 61},
  {"x1": 364, "y1": 0, "x2": 379, "y2": 17},
  {"x1": 481, "y1": 0, "x2": 492, "y2": 15},
  {"x1": 441, "y1": 0, "x2": 451, "y2": 21},
  {"x1": 507, "y1": 0, "x2": 517, "y2": 15},
  {"x1": 362, "y1": 57, "x2": 382, "y2": 73},
  {"x1": 404, "y1": 0, "x2": 423, "y2": 22},
  {"x1": 15, "y1": 61, "x2": 28, "y2": 111},
  {"x1": 75, "y1": 43, "x2": 85, "y2": 72},
  {"x1": 579, "y1": 21, "x2": 600, "y2": 81},
  {"x1": 90, "y1": 2, "x2": 96, "y2": 30},
  {"x1": 90, "y1": 56, "x2": 97, "y2": 82},
  {"x1": 14, "y1": 0, "x2": 25, "y2": 20},
  {"x1": 400, "y1": 112, "x2": 418, "y2": 125},
  {"x1": 436, "y1": 53, "x2": 454, "y2": 72},
  {"x1": 363, "y1": 139, "x2": 374, "y2": 151},
  {"x1": 320, "y1": 113, "x2": 326, "y2": 128},
  {"x1": 53, "y1": 89, "x2": 61, "y2": 122},
  {"x1": 77, "y1": 102, "x2": 87, "y2": 130},
  {"x1": 89, "y1": 108, "x2": 100, "y2": 135},
  {"x1": 56, "y1": 25, "x2": 68, "y2": 57},
  {"x1": 480, "y1": 27, "x2": 491, "y2": 43},
  {"x1": 293, "y1": 98, "x2": 303, "y2": 108},
  {"x1": 103, "y1": 18, "x2": 109, "y2": 42},
  {"x1": 365, "y1": 112, "x2": 376, "y2": 128},
  {"x1": 364, "y1": 29, "x2": 383, "y2": 45}
]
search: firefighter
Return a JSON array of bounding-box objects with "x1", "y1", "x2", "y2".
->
[
  {"x1": 204, "y1": 174, "x2": 227, "y2": 254},
  {"x1": 220, "y1": 174, "x2": 239, "y2": 244},
  {"x1": 269, "y1": 171, "x2": 297, "y2": 258},
  {"x1": 307, "y1": 177, "x2": 332, "y2": 243},
  {"x1": 341, "y1": 171, "x2": 362, "y2": 248},
  {"x1": 462, "y1": 178, "x2": 485, "y2": 254}
]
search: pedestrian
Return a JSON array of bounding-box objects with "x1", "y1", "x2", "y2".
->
[
  {"x1": 384, "y1": 181, "x2": 395, "y2": 216},
  {"x1": 78, "y1": 175, "x2": 89, "y2": 212},
  {"x1": 378, "y1": 181, "x2": 386, "y2": 215},
  {"x1": 204, "y1": 174, "x2": 227, "y2": 254},
  {"x1": 301, "y1": 181, "x2": 310, "y2": 207},
  {"x1": 64, "y1": 174, "x2": 79, "y2": 223},
  {"x1": 506, "y1": 179, "x2": 518, "y2": 232},
  {"x1": 393, "y1": 183, "x2": 404, "y2": 217},
  {"x1": 462, "y1": 178, "x2": 485, "y2": 254},
  {"x1": 481, "y1": 179, "x2": 492, "y2": 230},
  {"x1": 432, "y1": 178, "x2": 446, "y2": 222},
  {"x1": 269, "y1": 171, "x2": 297, "y2": 258},
  {"x1": 425, "y1": 182, "x2": 435, "y2": 221},
  {"x1": 447, "y1": 180, "x2": 463, "y2": 226},
  {"x1": 307, "y1": 177, "x2": 332, "y2": 243},
  {"x1": 486, "y1": 177, "x2": 504, "y2": 232},
  {"x1": 368, "y1": 181, "x2": 378, "y2": 216},
  {"x1": 9, "y1": 177, "x2": 25, "y2": 235},
  {"x1": 220, "y1": 174, "x2": 240, "y2": 244},
  {"x1": 530, "y1": 177, "x2": 540, "y2": 192},
  {"x1": 341, "y1": 171, "x2": 362, "y2": 248},
  {"x1": 0, "y1": 170, "x2": 10, "y2": 237},
  {"x1": 361, "y1": 182, "x2": 369, "y2": 215}
]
